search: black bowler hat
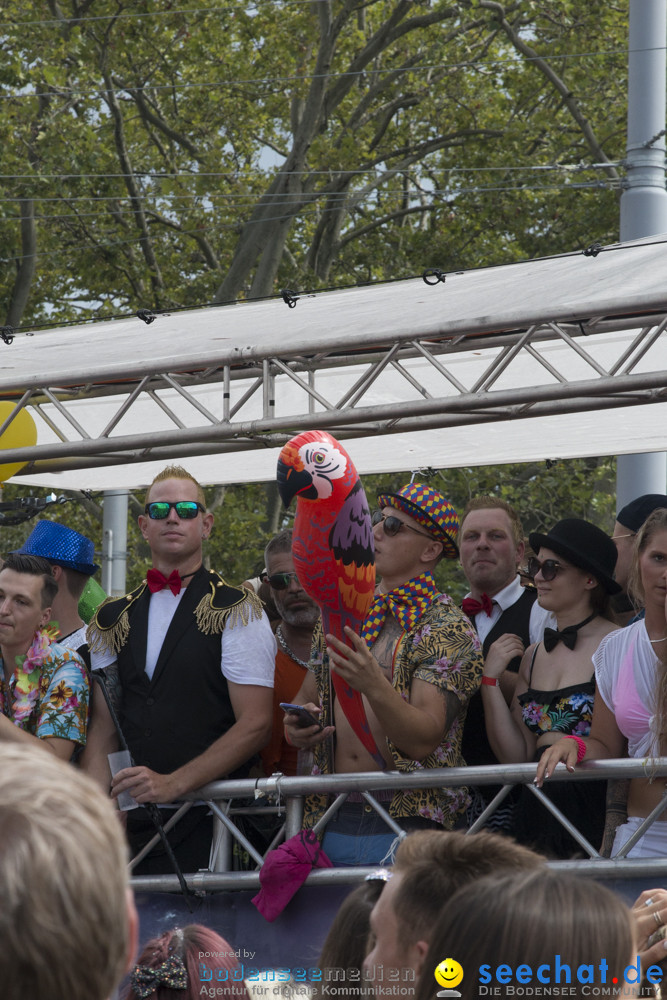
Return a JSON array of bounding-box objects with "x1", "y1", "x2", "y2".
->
[{"x1": 528, "y1": 518, "x2": 621, "y2": 595}]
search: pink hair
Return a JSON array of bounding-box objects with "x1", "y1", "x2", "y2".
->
[{"x1": 123, "y1": 924, "x2": 249, "y2": 1000}]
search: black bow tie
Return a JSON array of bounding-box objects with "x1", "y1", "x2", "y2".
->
[{"x1": 543, "y1": 613, "x2": 597, "y2": 653}]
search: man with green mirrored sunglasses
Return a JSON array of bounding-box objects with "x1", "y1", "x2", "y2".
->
[{"x1": 85, "y1": 464, "x2": 276, "y2": 874}]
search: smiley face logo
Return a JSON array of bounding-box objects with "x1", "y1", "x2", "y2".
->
[{"x1": 435, "y1": 959, "x2": 464, "y2": 991}]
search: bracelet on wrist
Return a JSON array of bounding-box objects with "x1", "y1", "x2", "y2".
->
[
  {"x1": 563, "y1": 734, "x2": 586, "y2": 762},
  {"x1": 283, "y1": 727, "x2": 295, "y2": 747},
  {"x1": 481, "y1": 675, "x2": 500, "y2": 687}
]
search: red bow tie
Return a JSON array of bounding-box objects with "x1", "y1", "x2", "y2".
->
[
  {"x1": 146, "y1": 568, "x2": 182, "y2": 595},
  {"x1": 462, "y1": 593, "x2": 494, "y2": 617}
]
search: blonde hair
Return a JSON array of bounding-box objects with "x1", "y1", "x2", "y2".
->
[
  {"x1": 631, "y1": 509, "x2": 667, "y2": 754},
  {"x1": 145, "y1": 465, "x2": 206, "y2": 508},
  {"x1": 392, "y1": 830, "x2": 544, "y2": 947},
  {"x1": 414, "y1": 869, "x2": 634, "y2": 1000},
  {"x1": 628, "y1": 507, "x2": 667, "y2": 610},
  {"x1": 0, "y1": 744, "x2": 130, "y2": 1000}
]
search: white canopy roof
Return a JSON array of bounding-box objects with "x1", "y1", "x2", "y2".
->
[{"x1": 4, "y1": 235, "x2": 667, "y2": 489}]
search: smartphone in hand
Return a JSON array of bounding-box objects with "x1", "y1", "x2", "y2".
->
[{"x1": 279, "y1": 703, "x2": 323, "y2": 731}]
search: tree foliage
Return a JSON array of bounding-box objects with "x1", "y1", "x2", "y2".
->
[
  {"x1": 0, "y1": 3, "x2": 626, "y2": 586},
  {"x1": 1, "y1": 0, "x2": 628, "y2": 327}
]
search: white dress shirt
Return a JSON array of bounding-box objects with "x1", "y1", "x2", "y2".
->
[{"x1": 464, "y1": 575, "x2": 555, "y2": 645}]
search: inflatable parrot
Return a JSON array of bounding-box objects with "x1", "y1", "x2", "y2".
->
[{"x1": 276, "y1": 429, "x2": 385, "y2": 768}]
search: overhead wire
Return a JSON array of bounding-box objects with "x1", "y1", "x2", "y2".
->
[
  {"x1": 0, "y1": 162, "x2": 625, "y2": 182},
  {"x1": 0, "y1": 182, "x2": 626, "y2": 230},
  {"x1": 0, "y1": 185, "x2": 622, "y2": 222},
  {"x1": 0, "y1": 44, "x2": 632, "y2": 102},
  {"x1": 0, "y1": 162, "x2": 628, "y2": 219},
  {"x1": 3, "y1": 2, "x2": 654, "y2": 30},
  {"x1": 0, "y1": 172, "x2": 626, "y2": 206},
  {"x1": 2, "y1": 1, "x2": 318, "y2": 28},
  {"x1": 0, "y1": 177, "x2": 624, "y2": 265},
  {"x1": 0, "y1": 12, "x2": 635, "y2": 322}
]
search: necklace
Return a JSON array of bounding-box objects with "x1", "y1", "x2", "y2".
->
[
  {"x1": 276, "y1": 625, "x2": 310, "y2": 669},
  {"x1": 649, "y1": 636, "x2": 667, "y2": 643}
]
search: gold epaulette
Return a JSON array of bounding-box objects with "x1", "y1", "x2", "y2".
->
[
  {"x1": 87, "y1": 583, "x2": 147, "y2": 656},
  {"x1": 195, "y1": 577, "x2": 264, "y2": 635}
]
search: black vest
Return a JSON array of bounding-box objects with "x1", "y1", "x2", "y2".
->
[
  {"x1": 461, "y1": 588, "x2": 537, "y2": 768},
  {"x1": 93, "y1": 568, "x2": 253, "y2": 777}
]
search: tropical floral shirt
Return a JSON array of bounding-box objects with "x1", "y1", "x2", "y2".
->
[
  {"x1": 0, "y1": 629, "x2": 89, "y2": 747},
  {"x1": 306, "y1": 593, "x2": 483, "y2": 830}
]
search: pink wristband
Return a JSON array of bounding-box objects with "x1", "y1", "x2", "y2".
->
[{"x1": 563, "y1": 735, "x2": 586, "y2": 763}]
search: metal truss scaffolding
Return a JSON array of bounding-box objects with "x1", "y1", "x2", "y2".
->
[{"x1": 5, "y1": 236, "x2": 667, "y2": 488}]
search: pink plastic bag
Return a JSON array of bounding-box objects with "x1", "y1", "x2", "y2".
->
[{"x1": 252, "y1": 830, "x2": 333, "y2": 922}]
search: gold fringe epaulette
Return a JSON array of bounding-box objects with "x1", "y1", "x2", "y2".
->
[
  {"x1": 87, "y1": 583, "x2": 147, "y2": 655},
  {"x1": 195, "y1": 578, "x2": 264, "y2": 636}
]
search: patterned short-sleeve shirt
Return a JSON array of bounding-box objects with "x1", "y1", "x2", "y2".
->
[
  {"x1": 0, "y1": 635, "x2": 89, "y2": 747},
  {"x1": 307, "y1": 592, "x2": 483, "y2": 829}
]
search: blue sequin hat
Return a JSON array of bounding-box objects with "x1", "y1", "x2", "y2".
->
[{"x1": 13, "y1": 520, "x2": 99, "y2": 575}]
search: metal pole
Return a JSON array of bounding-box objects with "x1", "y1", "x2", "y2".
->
[
  {"x1": 101, "y1": 527, "x2": 113, "y2": 594},
  {"x1": 101, "y1": 490, "x2": 128, "y2": 595},
  {"x1": 617, "y1": 0, "x2": 667, "y2": 506}
]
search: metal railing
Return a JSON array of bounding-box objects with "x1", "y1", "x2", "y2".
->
[{"x1": 129, "y1": 757, "x2": 667, "y2": 893}]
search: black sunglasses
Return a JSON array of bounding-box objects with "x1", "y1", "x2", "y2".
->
[
  {"x1": 371, "y1": 510, "x2": 431, "y2": 539},
  {"x1": 144, "y1": 501, "x2": 205, "y2": 520},
  {"x1": 267, "y1": 572, "x2": 300, "y2": 590},
  {"x1": 527, "y1": 556, "x2": 563, "y2": 582}
]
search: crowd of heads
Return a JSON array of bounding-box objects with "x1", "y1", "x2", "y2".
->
[
  {"x1": 2, "y1": 464, "x2": 667, "y2": 1000},
  {"x1": 313, "y1": 830, "x2": 644, "y2": 1000},
  {"x1": 0, "y1": 765, "x2": 652, "y2": 1000},
  {"x1": 257, "y1": 478, "x2": 667, "y2": 640},
  {"x1": 414, "y1": 868, "x2": 636, "y2": 1000}
]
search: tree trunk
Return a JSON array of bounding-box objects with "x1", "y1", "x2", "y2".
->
[{"x1": 5, "y1": 201, "x2": 36, "y2": 328}]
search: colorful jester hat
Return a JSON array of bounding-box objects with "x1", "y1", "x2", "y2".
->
[{"x1": 277, "y1": 430, "x2": 385, "y2": 768}]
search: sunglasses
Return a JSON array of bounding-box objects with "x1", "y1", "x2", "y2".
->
[
  {"x1": 527, "y1": 556, "x2": 563, "y2": 582},
  {"x1": 144, "y1": 501, "x2": 205, "y2": 520},
  {"x1": 267, "y1": 572, "x2": 300, "y2": 590},
  {"x1": 371, "y1": 510, "x2": 431, "y2": 539}
]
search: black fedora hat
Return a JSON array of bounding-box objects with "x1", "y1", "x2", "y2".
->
[{"x1": 528, "y1": 518, "x2": 621, "y2": 595}]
